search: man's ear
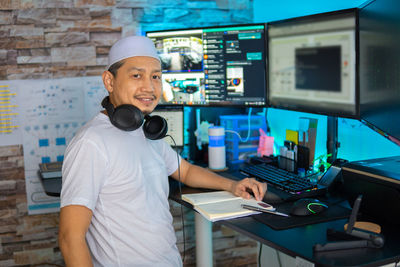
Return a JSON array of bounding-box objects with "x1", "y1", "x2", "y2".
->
[{"x1": 102, "y1": 71, "x2": 114, "y2": 93}]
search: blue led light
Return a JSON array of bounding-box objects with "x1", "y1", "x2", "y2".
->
[{"x1": 209, "y1": 135, "x2": 225, "y2": 147}]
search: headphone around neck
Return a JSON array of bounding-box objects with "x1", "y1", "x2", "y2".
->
[{"x1": 101, "y1": 96, "x2": 168, "y2": 140}]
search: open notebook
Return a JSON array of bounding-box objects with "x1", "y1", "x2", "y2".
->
[{"x1": 182, "y1": 191, "x2": 274, "y2": 222}]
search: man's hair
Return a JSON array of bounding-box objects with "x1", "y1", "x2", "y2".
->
[{"x1": 108, "y1": 60, "x2": 125, "y2": 77}]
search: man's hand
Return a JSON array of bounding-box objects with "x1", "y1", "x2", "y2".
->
[{"x1": 230, "y1": 178, "x2": 267, "y2": 201}]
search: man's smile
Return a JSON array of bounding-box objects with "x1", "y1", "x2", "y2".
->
[{"x1": 135, "y1": 95, "x2": 156, "y2": 105}]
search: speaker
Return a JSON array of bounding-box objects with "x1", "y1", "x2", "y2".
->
[{"x1": 101, "y1": 96, "x2": 168, "y2": 140}]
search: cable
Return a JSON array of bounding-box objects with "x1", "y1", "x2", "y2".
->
[
  {"x1": 225, "y1": 107, "x2": 253, "y2": 143},
  {"x1": 167, "y1": 135, "x2": 186, "y2": 263},
  {"x1": 264, "y1": 108, "x2": 271, "y2": 135}
]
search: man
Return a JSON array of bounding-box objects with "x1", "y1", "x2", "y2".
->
[{"x1": 59, "y1": 36, "x2": 267, "y2": 267}]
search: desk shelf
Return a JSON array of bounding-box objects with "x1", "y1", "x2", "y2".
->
[{"x1": 221, "y1": 115, "x2": 266, "y2": 166}]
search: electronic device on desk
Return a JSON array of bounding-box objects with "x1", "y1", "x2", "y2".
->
[
  {"x1": 314, "y1": 195, "x2": 385, "y2": 252},
  {"x1": 38, "y1": 161, "x2": 62, "y2": 179},
  {"x1": 290, "y1": 198, "x2": 328, "y2": 216},
  {"x1": 152, "y1": 106, "x2": 184, "y2": 147},
  {"x1": 38, "y1": 161, "x2": 62, "y2": 197},
  {"x1": 240, "y1": 163, "x2": 342, "y2": 202},
  {"x1": 267, "y1": 9, "x2": 359, "y2": 118},
  {"x1": 342, "y1": 156, "x2": 400, "y2": 226},
  {"x1": 146, "y1": 23, "x2": 267, "y2": 107}
]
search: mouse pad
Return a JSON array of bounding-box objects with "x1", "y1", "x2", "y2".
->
[{"x1": 253, "y1": 201, "x2": 352, "y2": 230}]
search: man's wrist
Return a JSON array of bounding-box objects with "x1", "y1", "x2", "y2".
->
[{"x1": 227, "y1": 179, "x2": 237, "y2": 193}]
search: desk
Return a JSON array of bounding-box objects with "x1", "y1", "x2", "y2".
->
[
  {"x1": 170, "y1": 176, "x2": 400, "y2": 267},
  {"x1": 42, "y1": 171, "x2": 400, "y2": 266},
  {"x1": 223, "y1": 217, "x2": 400, "y2": 267}
]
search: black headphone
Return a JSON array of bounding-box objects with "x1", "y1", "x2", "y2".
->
[{"x1": 101, "y1": 96, "x2": 168, "y2": 140}]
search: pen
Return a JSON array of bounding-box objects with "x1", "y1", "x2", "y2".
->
[{"x1": 241, "y1": 204, "x2": 290, "y2": 217}]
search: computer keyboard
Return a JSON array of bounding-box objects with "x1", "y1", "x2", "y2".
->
[{"x1": 240, "y1": 163, "x2": 326, "y2": 200}]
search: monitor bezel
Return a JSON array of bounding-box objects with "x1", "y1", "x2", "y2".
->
[
  {"x1": 146, "y1": 23, "x2": 268, "y2": 108},
  {"x1": 266, "y1": 8, "x2": 360, "y2": 119},
  {"x1": 152, "y1": 105, "x2": 185, "y2": 148}
]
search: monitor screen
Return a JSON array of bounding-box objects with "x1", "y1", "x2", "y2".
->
[
  {"x1": 359, "y1": 0, "x2": 400, "y2": 145},
  {"x1": 146, "y1": 24, "x2": 267, "y2": 107},
  {"x1": 151, "y1": 106, "x2": 184, "y2": 147},
  {"x1": 268, "y1": 10, "x2": 358, "y2": 117}
]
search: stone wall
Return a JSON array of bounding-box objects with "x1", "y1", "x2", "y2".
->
[
  {"x1": 0, "y1": 0, "x2": 258, "y2": 266},
  {"x1": 0, "y1": 0, "x2": 254, "y2": 80}
]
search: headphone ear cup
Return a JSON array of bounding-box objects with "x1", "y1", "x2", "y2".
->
[
  {"x1": 143, "y1": 115, "x2": 168, "y2": 140},
  {"x1": 102, "y1": 96, "x2": 167, "y2": 137},
  {"x1": 112, "y1": 104, "x2": 144, "y2": 131}
]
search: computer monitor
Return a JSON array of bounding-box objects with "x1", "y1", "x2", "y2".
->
[
  {"x1": 146, "y1": 24, "x2": 267, "y2": 107},
  {"x1": 359, "y1": 0, "x2": 400, "y2": 145},
  {"x1": 152, "y1": 106, "x2": 184, "y2": 147},
  {"x1": 268, "y1": 9, "x2": 359, "y2": 118}
]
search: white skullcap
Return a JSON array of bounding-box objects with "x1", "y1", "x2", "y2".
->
[{"x1": 107, "y1": 35, "x2": 160, "y2": 70}]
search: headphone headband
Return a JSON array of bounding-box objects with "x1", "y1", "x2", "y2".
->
[{"x1": 101, "y1": 96, "x2": 115, "y2": 117}]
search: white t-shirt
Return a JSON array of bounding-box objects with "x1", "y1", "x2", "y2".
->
[{"x1": 61, "y1": 113, "x2": 182, "y2": 267}]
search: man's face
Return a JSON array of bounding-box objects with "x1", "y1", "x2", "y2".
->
[{"x1": 103, "y1": 56, "x2": 162, "y2": 115}]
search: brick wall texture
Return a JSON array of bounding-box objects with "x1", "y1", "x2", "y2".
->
[{"x1": 0, "y1": 0, "x2": 258, "y2": 266}]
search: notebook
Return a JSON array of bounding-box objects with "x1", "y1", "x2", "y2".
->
[{"x1": 182, "y1": 191, "x2": 274, "y2": 222}]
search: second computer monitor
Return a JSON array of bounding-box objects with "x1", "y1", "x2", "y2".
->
[
  {"x1": 147, "y1": 24, "x2": 267, "y2": 107},
  {"x1": 268, "y1": 9, "x2": 358, "y2": 118},
  {"x1": 151, "y1": 106, "x2": 184, "y2": 147}
]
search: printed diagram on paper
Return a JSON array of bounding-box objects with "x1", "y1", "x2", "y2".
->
[
  {"x1": 0, "y1": 83, "x2": 23, "y2": 146},
  {"x1": 6, "y1": 76, "x2": 107, "y2": 214},
  {"x1": 84, "y1": 78, "x2": 108, "y2": 121}
]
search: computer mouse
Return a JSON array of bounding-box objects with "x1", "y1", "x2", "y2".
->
[
  {"x1": 290, "y1": 198, "x2": 328, "y2": 216},
  {"x1": 262, "y1": 191, "x2": 284, "y2": 204}
]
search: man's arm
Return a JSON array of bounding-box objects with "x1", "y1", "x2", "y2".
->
[
  {"x1": 59, "y1": 205, "x2": 93, "y2": 267},
  {"x1": 170, "y1": 159, "x2": 267, "y2": 201}
]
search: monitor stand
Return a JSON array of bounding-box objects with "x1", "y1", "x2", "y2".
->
[{"x1": 327, "y1": 116, "x2": 339, "y2": 164}]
